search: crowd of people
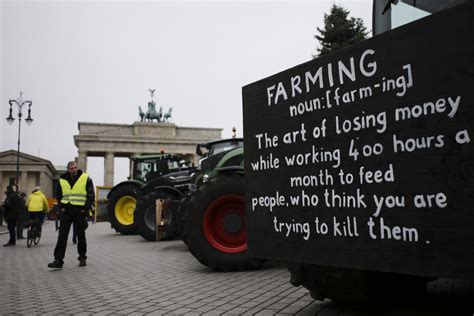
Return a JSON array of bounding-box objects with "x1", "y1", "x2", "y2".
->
[
  {"x1": 1, "y1": 161, "x2": 95, "y2": 269},
  {"x1": 0, "y1": 185, "x2": 49, "y2": 246}
]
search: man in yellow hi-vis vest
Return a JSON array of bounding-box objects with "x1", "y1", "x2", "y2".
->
[{"x1": 48, "y1": 161, "x2": 95, "y2": 269}]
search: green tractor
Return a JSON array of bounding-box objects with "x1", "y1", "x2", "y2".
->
[
  {"x1": 107, "y1": 153, "x2": 194, "y2": 235},
  {"x1": 127, "y1": 138, "x2": 266, "y2": 271},
  {"x1": 132, "y1": 138, "x2": 246, "y2": 242}
]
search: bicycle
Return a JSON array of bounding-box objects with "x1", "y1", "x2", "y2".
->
[{"x1": 26, "y1": 219, "x2": 42, "y2": 248}]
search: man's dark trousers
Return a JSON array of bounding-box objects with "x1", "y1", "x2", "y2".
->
[
  {"x1": 6, "y1": 220, "x2": 16, "y2": 244},
  {"x1": 54, "y1": 209, "x2": 88, "y2": 263}
]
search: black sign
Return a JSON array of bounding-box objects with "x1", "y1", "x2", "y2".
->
[{"x1": 242, "y1": 4, "x2": 474, "y2": 280}]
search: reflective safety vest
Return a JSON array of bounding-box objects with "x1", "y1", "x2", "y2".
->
[
  {"x1": 27, "y1": 191, "x2": 49, "y2": 212},
  {"x1": 59, "y1": 173, "x2": 88, "y2": 206}
]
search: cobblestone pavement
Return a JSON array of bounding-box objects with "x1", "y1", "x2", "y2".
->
[{"x1": 0, "y1": 222, "x2": 472, "y2": 315}]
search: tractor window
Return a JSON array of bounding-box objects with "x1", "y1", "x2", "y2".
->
[
  {"x1": 208, "y1": 140, "x2": 244, "y2": 156},
  {"x1": 130, "y1": 154, "x2": 192, "y2": 181},
  {"x1": 133, "y1": 161, "x2": 155, "y2": 181},
  {"x1": 167, "y1": 160, "x2": 180, "y2": 171},
  {"x1": 373, "y1": 0, "x2": 466, "y2": 35}
]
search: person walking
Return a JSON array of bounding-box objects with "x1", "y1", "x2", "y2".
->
[
  {"x1": 26, "y1": 187, "x2": 49, "y2": 232},
  {"x1": 48, "y1": 161, "x2": 95, "y2": 269},
  {"x1": 2, "y1": 185, "x2": 22, "y2": 246},
  {"x1": 16, "y1": 192, "x2": 28, "y2": 239}
]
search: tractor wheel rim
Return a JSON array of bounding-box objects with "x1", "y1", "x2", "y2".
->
[
  {"x1": 203, "y1": 195, "x2": 246, "y2": 254},
  {"x1": 115, "y1": 196, "x2": 136, "y2": 226}
]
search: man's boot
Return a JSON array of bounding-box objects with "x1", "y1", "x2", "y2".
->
[
  {"x1": 47, "y1": 260, "x2": 63, "y2": 269},
  {"x1": 79, "y1": 258, "x2": 87, "y2": 267}
]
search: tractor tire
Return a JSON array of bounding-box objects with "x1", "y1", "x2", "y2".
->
[
  {"x1": 107, "y1": 184, "x2": 142, "y2": 235},
  {"x1": 181, "y1": 173, "x2": 265, "y2": 271},
  {"x1": 134, "y1": 191, "x2": 175, "y2": 241},
  {"x1": 288, "y1": 263, "x2": 430, "y2": 306}
]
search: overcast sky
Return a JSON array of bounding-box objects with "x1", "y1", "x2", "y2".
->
[{"x1": 1, "y1": 0, "x2": 372, "y2": 188}]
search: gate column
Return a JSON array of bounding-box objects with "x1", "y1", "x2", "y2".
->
[
  {"x1": 104, "y1": 152, "x2": 115, "y2": 186},
  {"x1": 78, "y1": 151, "x2": 88, "y2": 172}
]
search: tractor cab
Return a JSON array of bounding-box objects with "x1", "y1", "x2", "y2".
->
[
  {"x1": 196, "y1": 138, "x2": 244, "y2": 171},
  {"x1": 196, "y1": 138, "x2": 243, "y2": 158},
  {"x1": 131, "y1": 154, "x2": 193, "y2": 183}
]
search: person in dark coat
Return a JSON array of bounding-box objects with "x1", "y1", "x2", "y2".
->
[
  {"x1": 2, "y1": 185, "x2": 22, "y2": 246},
  {"x1": 16, "y1": 192, "x2": 28, "y2": 239}
]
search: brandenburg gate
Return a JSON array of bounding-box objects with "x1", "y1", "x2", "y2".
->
[{"x1": 73, "y1": 121, "x2": 221, "y2": 186}]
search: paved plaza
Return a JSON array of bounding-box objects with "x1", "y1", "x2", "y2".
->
[{"x1": 0, "y1": 222, "x2": 472, "y2": 315}]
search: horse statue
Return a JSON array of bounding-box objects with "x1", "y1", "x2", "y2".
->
[
  {"x1": 138, "y1": 106, "x2": 145, "y2": 121},
  {"x1": 163, "y1": 107, "x2": 173, "y2": 122},
  {"x1": 145, "y1": 100, "x2": 159, "y2": 122},
  {"x1": 157, "y1": 106, "x2": 163, "y2": 122},
  {"x1": 137, "y1": 90, "x2": 172, "y2": 123}
]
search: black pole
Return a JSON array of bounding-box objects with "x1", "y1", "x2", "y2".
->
[
  {"x1": 16, "y1": 114, "x2": 22, "y2": 192},
  {"x1": 6, "y1": 93, "x2": 32, "y2": 193}
]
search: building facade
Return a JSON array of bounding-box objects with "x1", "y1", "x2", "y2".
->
[{"x1": 0, "y1": 150, "x2": 58, "y2": 199}]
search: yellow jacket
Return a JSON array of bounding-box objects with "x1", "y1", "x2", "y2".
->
[{"x1": 27, "y1": 190, "x2": 49, "y2": 213}]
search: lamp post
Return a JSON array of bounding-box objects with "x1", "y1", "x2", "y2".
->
[{"x1": 6, "y1": 92, "x2": 33, "y2": 192}]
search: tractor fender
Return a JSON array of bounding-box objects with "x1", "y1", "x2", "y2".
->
[
  {"x1": 215, "y1": 166, "x2": 245, "y2": 175},
  {"x1": 142, "y1": 170, "x2": 194, "y2": 195},
  {"x1": 142, "y1": 185, "x2": 184, "y2": 198},
  {"x1": 107, "y1": 180, "x2": 144, "y2": 200}
]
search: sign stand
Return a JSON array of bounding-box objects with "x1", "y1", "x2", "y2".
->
[{"x1": 155, "y1": 199, "x2": 166, "y2": 241}]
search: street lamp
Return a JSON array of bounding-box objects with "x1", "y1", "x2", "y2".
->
[{"x1": 6, "y1": 92, "x2": 33, "y2": 192}]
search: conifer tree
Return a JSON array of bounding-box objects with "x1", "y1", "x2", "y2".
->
[{"x1": 314, "y1": 4, "x2": 368, "y2": 58}]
